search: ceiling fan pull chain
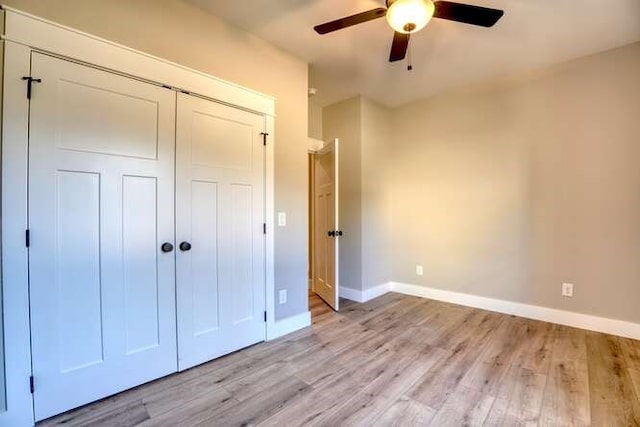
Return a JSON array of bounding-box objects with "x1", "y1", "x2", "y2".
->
[{"x1": 407, "y1": 34, "x2": 413, "y2": 71}]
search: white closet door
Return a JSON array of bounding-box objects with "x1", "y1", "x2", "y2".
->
[
  {"x1": 176, "y1": 93, "x2": 266, "y2": 370},
  {"x1": 28, "y1": 53, "x2": 178, "y2": 421}
]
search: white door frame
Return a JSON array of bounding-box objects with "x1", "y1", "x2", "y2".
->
[{"x1": 1, "y1": 8, "x2": 276, "y2": 425}]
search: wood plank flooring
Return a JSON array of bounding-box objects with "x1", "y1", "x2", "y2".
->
[{"x1": 39, "y1": 293, "x2": 640, "y2": 426}]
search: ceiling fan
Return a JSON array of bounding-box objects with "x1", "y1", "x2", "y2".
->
[{"x1": 314, "y1": 0, "x2": 504, "y2": 64}]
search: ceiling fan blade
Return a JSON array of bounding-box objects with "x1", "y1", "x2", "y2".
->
[
  {"x1": 389, "y1": 32, "x2": 409, "y2": 62},
  {"x1": 314, "y1": 8, "x2": 387, "y2": 34},
  {"x1": 433, "y1": 1, "x2": 504, "y2": 27}
]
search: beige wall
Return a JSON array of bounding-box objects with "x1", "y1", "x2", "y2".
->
[
  {"x1": 361, "y1": 98, "x2": 392, "y2": 290},
  {"x1": 323, "y1": 97, "x2": 362, "y2": 291},
  {"x1": 391, "y1": 42, "x2": 640, "y2": 323},
  {"x1": 322, "y1": 96, "x2": 392, "y2": 293},
  {"x1": 3, "y1": 0, "x2": 310, "y2": 320},
  {"x1": 308, "y1": 101, "x2": 323, "y2": 140}
]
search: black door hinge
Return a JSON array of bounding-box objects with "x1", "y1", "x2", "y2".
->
[
  {"x1": 263, "y1": 223, "x2": 267, "y2": 235},
  {"x1": 264, "y1": 311, "x2": 267, "y2": 322},
  {"x1": 29, "y1": 376, "x2": 35, "y2": 394},
  {"x1": 21, "y1": 77, "x2": 42, "y2": 100},
  {"x1": 260, "y1": 132, "x2": 269, "y2": 146},
  {"x1": 25, "y1": 229, "x2": 30, "y2": 247}
]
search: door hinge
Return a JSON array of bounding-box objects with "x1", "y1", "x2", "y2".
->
[
  {"x1": 263, "y1": 223, "x2": 267, "y2": 235},
  {"x1": 25, "y1": 229, "x2": 30, "y2": 247},
  {"x1": 29, "y1": 376, "x2": 35, "y2": 394},
  {"x1": 21, "y1": 76, "x2": 42, "y2": 100},
  {"x1": 260, "y1": 132, "x2": 269, "y2": 146},
  {"x1": 264, "y1": 311, "x2": 267, "y2": 322}
]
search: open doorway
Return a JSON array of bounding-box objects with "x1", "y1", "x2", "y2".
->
[{"x1": 309, "y1": 139, "x2": 340, "y2": 313}]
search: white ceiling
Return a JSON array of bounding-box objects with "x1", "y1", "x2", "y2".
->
[{"x1": 187, "y1": 0, "x2": 640, "y2": 107}]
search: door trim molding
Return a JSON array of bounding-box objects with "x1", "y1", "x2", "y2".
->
[
  {"x1": 264, "y1": 116, "x2": 277, "y2": 336},
  {"x1": 1, "y1": 8, "x2": 277, "y2": 425},
  {"x1": 1, "y1": 40, "x2": 34, "y2": 427}
]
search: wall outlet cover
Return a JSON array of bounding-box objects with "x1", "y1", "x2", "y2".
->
[
  {"x1": 562, "y1": 283, "x2": 574, "y2": 297},
  {"x1": 416, "y1": 265, "x2": 424, "y2": 276}
]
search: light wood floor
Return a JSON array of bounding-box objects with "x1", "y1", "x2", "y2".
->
[{"x1": 40, "y1": 292, "x2": 640, "y2": 426}]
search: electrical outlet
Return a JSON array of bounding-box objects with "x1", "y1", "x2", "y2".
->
[
  {"x1": 278, "y1": 212, "x2": 287, "y2": 227},
  {"x1": 562, "y1": 283, "x2": 574, "y2": 297},
  {"x1": 279, "y1": 289, "x2": 287, "y2": 304},
  {"x1": 416, "y1": 265, "x2": 424, "y2": 276}
]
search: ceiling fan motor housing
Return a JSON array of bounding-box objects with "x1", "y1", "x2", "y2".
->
[{"x1": 386, "y1": 0, "x2": 436, "y2": 34}]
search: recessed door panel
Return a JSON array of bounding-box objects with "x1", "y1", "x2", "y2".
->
[
  {"x1": 176, "y1": 93, "x2": 266, "y2": 370},
  {"x1": 191, "y1": 112, "x2": 252, "y2": 170},
  {"x1": 230, "y1": 184, "x2": 254, "y2": 324},
  {"x1": 191, "y1": 180, "x2": 220, "y2": 336},
  {"x1": 122, "y1": 176, "x2": 160, "y2": 354},
  {"x1": 57, "y1": 79, "x2": 159, "y2": 159},
  {"x1": 56, "y1": 171, "x2": 103, "y2": 373},
  {"x1": 28, "y1": 52, "x2": 177, "y2": 421}
]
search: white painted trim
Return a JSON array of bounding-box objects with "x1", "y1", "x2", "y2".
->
[
  {"x1": 308, "y1": 137, "x2": 324, "y2": 152},
  {"x1": 337, "y1": 280, "x2": 640, "y2": 340},
  {"x1": 365, "y1": 282, "x2": 393, "y2": 302},
  {"x1": 266, "y1": 311, "x2": 311, "y2": 341},
  {"x1": 1, "y1": 41, "x2": 35, "y2": 427},
  {"x1": 1, "y1": 7, "x2": 275, "y2": 116},
  {"x1": 339, "y1": 287, "x2": 365, "y2": 303},
  {"x1": 391, "y1": 282, "x2": 640, "y2": 341},
  {"x1": 264, "y1": 116, "x2": 277, "y2": 341},
  {"x1": 339, "y1": 283, "x2": 392, "y2": 303}
]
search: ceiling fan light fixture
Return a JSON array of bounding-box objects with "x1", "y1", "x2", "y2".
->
[{"x1": 386, "y1": 0, "x2": 435, "y2": 34}]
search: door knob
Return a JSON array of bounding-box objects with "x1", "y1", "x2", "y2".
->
[
  {"x1": 161, "y1": 242, "x2": 174, "y2": 253},
  {"x1": 179, "y1": 241, "x2": 192, "y2": 252},
  {"x1": 328, "y1": 230, "x2": 336, "y2": 237}
]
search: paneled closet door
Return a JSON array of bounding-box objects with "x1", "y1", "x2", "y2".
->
[
  {"x1": 176, "y1": 93, "x2": 266, "y2": 370},
  {"x1": 28, "y1": 52, "x2": 178, "y2": 421}
]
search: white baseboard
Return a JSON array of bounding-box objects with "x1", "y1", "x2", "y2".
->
[
  {"x1": 365, "y1": 283, "x2": 393, "y2": 301},
  {"x1": 333, "y1": 280, "x2": 640, "y2": 340},
  {"x1": 339, "y1": 286, "x2": 364, "y2": 302},
  {"x1": 390, "y1": 282, "x2": 640, "y2": 341},
  {"x1": 339, "y1": 283, "x2": 392, "y2": 303},
  {"x1": 267, "y1": 311, "x2": 311, "y2": 340}
]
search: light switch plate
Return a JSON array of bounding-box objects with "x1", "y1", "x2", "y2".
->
[
  {"x1": 279, "y1": 289, "x2": 287, "y2": 304},
  {"x1": 278, "y1": 212, "x2": 286, "y2": 227}
]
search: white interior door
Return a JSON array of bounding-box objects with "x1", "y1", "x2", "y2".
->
[
  {"x1": 176, "y1": 93, "x2": 266, "y2": 371},
  {"x1": 28, "y1": 53, "x2": 178, "y2": 420},
  {"x1": 313, "y1": 140, "x2": 340, "y2": 310}
]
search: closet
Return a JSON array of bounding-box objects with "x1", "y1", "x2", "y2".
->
[{"x1": 26, "y1": 52, "x2": 267, "y2": 420}]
